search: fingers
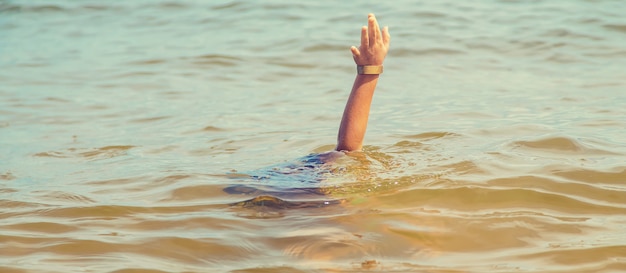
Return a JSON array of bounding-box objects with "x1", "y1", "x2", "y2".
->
[
  {"x1": 368, "y1": 14, "x2": 378, "y2": 46},
  {"x1": 360, "y1": 26, "x2": 368, "y2": 48},
  {"x1": 382, "y1": 26, "x2": 390, "y2": 48},
  {"x1": 354, "y1": 14, "x2": 388, "y2": 65}
]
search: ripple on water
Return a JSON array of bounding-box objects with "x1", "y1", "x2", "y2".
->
[
  {"x1": 0, "y1": 172, "x2": 16, "y2": 180},
  {"x1": 510, "y1": 135, "x2": 619, "y2": 155},
  {"x1": 34, "y1": 191, "x2": 96, "y2": 204},
  {"x1": 33, "y1": 145, "x2": 136, "y2": 160},
  {"x1": 603, "y1": 24, "x2": 626, "y2": 34},
  {"x1": 517, "y1": 245, "x2": 626, "y2": 269},
  {"x1": 392, "y1": 47, "x2": 466, "y2": 57},
  {"x1": 376, "y1": 186, "x2": 626, "y2": 215},
  {"x1": 1, "y1": 221, "x2": 79, "y2": 234},
  {"x1": 488, "y1": 175, "x2": 626, "y2": 207},
  {"x1": 552, "y1": 167, "x2": 626, "y2": 185}
]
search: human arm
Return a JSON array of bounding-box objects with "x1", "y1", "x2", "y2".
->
[{"x1": 335, "y1": 13, "x2": 390, "y2": 152}]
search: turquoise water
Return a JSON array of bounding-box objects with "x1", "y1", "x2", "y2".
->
[{"x1": 1, "y1": 1, "x2": 626, "y2": 272}]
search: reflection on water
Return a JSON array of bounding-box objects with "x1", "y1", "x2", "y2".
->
[{"x1": 2, "y1": 0, "x2": 626, "y2": 272}]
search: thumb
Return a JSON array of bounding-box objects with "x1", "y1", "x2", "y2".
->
[{"x1": 350, "y1": 46, "x2": 361, "y2": 58}]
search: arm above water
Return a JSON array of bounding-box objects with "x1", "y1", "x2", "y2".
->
[{"x1": 335, "y1": 13, "x2": 390, "y2": 152}]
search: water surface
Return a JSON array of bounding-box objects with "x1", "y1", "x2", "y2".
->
[{"x1": 1, "y1": 0, "x2": 626, "y2": 272}]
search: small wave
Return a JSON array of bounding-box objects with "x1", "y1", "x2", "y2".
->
[
  {"x1": 488, "y1": 174, "x2": 626, "y2": 207},
  {"x1": 577, "y1": 119, "x2": 626, "y2": 127},
  {"x1": 278, "y1": 226, "x2": 374, "y2": 260},
  {"x1": 110, "y1": 269, "x2": 168, "y2": 273},
  {"x1": 604, "y1": 24, "x2": 626, "y2": 34},
  {"x1": 36, "y1": 191, "x2": 96, "y2": 204},
  {"x1": 147, "y1": 2, "x2": 189, "y2": 10},
  {"x1": 401, "y1": 131, "x2": 462, "y2": 140},
  {"x1": 38, "y1": 205, "x2": 140, "y2": 219},
  {"x1": 376, "y1": 186, "x2": 626, "y2": 215},
  {"x1": 540, "y1": 28, "x2": 602, "y2": 40},
  {"x1": 517, "y1": 245, "x2": 626, "y2": 268},
  {"x1": 552, "y1": 167, "x2": 626, "y2": 185},
  {"x1": 2, "y1": 221, "x2": 79, "y2": 234},
  {"x1": 34, "y1": 145, "x2": 136, "y2": 160},
  {"x1": 166, "y1": 184, "x2": 235, "y2": 202},
  {"x1": 210, "y1": 2, "x2": 246, "y2": 11},
  {"x1": 437, "y1": 160, "x2": 490, "y2": 176},
  {"x1": 0, "y1": 3, "x2": 66, "y2": 13},
  {"x1": 81, "y1": 145, "x2": 135, "y2": 159},
  {"x1": 0, "y1": 3, "x2": 125, "y2": 14},
  {"x1": 412, "y1": 11, "x2": 449, "y2": 19},
  {"x1": 510, "y1": 136, "x2": 617, "y2": 155},
  {"x1": 110, "y1": 71, "x2": 158, "y2": 79},
  {"x1": 545, "y1": 53, "x2": 580, "y2": 64},
  {"x1": 392, "y1": 47, "x2": 465, "y2": 57},
  {"x1": 129, "y1": 116, "x2": 170, "y2": 124},
  {"x1": 0, "y1": 172, "x2": 16, "y2": 180},
  {"x1": 0, "y1": 200, "x2": 49, "y2": 212},
  {"x1": 183, "y1": 54, "x2": 242, "y2": 67},
  {"x1": 127, "y1": 58, "x2": 167, "y2": 65},
  {"x1": 201, "y1": 125, "x2": 226, "y2": 132},
  {"x1": 584, "y1": 50, "x2": 626, "y2": 58},
  {"x1": 266, "y1": 59, "x2": 317, "y2": 69},
  {"x1": 303, "y1": 43, "x2": 347, "y2": 53},
  {"x1": 36, "y1": 203, "x2": 221, "y2": 219},
  {"x1": 390, "y1": 140, "x2": 426, "y2": 151}
]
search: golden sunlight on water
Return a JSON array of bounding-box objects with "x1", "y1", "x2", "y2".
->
[{"x1": 1, "y1": 0, "x2": 626, "y2": 272}]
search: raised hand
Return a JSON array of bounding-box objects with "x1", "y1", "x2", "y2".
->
[{"x1": 350, "y1": 13, "x2": 390, "y2": 66}]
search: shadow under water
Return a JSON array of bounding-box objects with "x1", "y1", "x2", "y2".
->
[
  {"x1": 224, "y1": 151, "x2": 349, "y2": 213},
  {"x1": 222, "y1": 147, "x2": 442, "y2": 220}
]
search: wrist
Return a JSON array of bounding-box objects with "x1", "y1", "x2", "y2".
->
[{"x1": 357, "y1": 65, "x2": 383, "y2": 75}]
